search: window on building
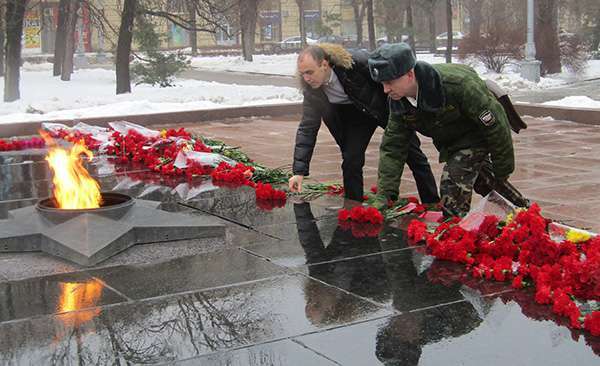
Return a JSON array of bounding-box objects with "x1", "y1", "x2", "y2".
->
[
  {"x1": 259, "y1": 0, "x2": 282, "y2": 42},
  {"x1": 215, "y1": 23, "x2": 237, "y2": 46},
  {"x1": 303, "y1": 0, "x2": 321, "y2": 39}
]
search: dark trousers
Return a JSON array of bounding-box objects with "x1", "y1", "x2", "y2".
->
[{"x1": 333, "y1": 104, "x2": 439, "y2": 203}]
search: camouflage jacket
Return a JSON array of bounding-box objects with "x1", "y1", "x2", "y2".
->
[{"x1": 377, "y1": 61, "x2": 514, "y2": 202}]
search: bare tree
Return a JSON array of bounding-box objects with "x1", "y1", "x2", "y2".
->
[
  {"x1": 366, "y1": 0, "x2": 375, "y2": 50},
  {"x1": 60, "y1": 0, "x2": 80, "y2": 81},
  {"x1": 376, "y1": 0, "x2": 403, "y2": 46},
  {"x1": 350, "y1": 0, "x2": 366, "y2": 47},
  {"x1": 116, "y1": 0, "x2": 136, "y2": 94},
  {"x1": 405, "y1": 0, "x2": 414, "y2": 49},
  {"x1": 445, "y1": 0, "x2": 452, "y2": 63},
  {"x1": 239, "y1": 0, "x2": 260, "y2": 61},
  {"x1": 296, "y1": 0, "x2": 307, "y2": 48},
  {"x1": 416, "y1": 0, "x2": 440, "y2": 53},
  {"x1": 0, "y1": 3, "x2": 6, "y2": 77},
  {"x1": 462, "y1": 0, "x2": 484, "y2": 40},
  {"x1": 4, "y1": 0, "x2": 27, "y2": 102},
  {"x1": 108, "y1": 0, "x2": 235, "y2": 93},
  {"x1": 53, "y1": 0, "x2": 68, "y2": 76},
  {"x1": 535, "y1": 0, "x2": 561, "y2": 75},
  {"x1": 592, "y1": 6, "x2": 600, "y2": 51},
  {"x1": 186, "y1": 0, "x2": 198, "y2": 56}
]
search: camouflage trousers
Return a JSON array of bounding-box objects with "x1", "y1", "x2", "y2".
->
[{"x1": 440, "y1": 148, "x2": 529, "y2": 217}]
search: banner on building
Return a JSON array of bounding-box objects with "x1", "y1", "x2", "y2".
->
[{"x1": 24, "y1": 9, "x2": 42, "y2": 50}]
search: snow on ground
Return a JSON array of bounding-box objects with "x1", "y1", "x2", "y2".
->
[
  {"x1": 542, "y1": 96, "x2": 600, "y2": 109},
  {"x1": 191, "y1": 53, "x2": 600, "y2": 93},
  {"x1": 190, "y1": 53, "x2": 299, "y2": 76},
  {"x1": 0, "y1": 67, "x2": 301, "y2": 124},
  {"x1": 3, "y1": 52, "x2": 599, "y2": 125}
]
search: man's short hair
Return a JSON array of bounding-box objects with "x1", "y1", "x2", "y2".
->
[{"x1": 298, "y1": 45, "x2": 328, "y2": 64}]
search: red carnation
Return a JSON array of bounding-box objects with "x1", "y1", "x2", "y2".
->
[
  {"x1": 407, "y1": 220, "x2": 428, "y2": 243},
  {"x1": 534, "y1": 285, "x2": 552, "y2": 305},
  {"x1": 584, "y1": 311, "x2": 600, "y2": 336}
]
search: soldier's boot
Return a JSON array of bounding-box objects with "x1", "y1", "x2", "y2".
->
[{"x1": 474, "y1": 165, "x2": 530, "y2": 208}]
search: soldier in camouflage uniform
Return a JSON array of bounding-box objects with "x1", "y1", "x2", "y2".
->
[{"x1": 368, "y1": 43, "x2": 527, "y2": 216}]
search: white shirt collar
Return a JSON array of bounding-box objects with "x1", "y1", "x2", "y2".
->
[
  {"x1": 405, "y1": 85, "x2": 419, "y2": 108},
  {"x1": 325, "y1": 69, "x2": 335, "y2": 85}
]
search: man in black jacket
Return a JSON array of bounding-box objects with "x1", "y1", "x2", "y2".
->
[{"x1": 289, "y1": 44, "x2": 439, "y2": 202}]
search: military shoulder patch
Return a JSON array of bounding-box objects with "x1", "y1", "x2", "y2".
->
[{"x1": 479, "y1": 110, "x2": 495, "y2": 126}]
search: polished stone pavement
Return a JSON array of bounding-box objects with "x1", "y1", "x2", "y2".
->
[
  {"x1": 1, "y1": 116, "x2": 600, "y2": 365},
  {"x1": 169, "y1": 115, "x2": 600, "y2": 233}
]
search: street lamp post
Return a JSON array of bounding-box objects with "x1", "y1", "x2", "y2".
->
[{"x1": 520, "y1": 0, "x2": 541, "y2": 82}]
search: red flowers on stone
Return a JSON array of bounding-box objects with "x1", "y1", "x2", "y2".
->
[
  {"x1": 0, "y1": 137, "x2": 45, "y2": 151},
  {"x1": 254, "y1": 182, "x2": 287, "y2": 211},
  {"x1": 211, "y1": 162, "x2": 254, "y2": 187},
  {"x1": 337, "y1": 206, "x2": 383, "y2": 237},
  {"x1": 45, "y1": 125, "x2": 289, "y2": 211},
  {"x1": 407, "y1": 203, "x2": 600, "y2": 334},
  {"x1": 338, "y1": 206, "x2": 383, "y2": 225}
]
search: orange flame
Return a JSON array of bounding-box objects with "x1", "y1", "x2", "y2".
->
[
  {"x1": 57, "y1": 281, "x2": 104, "y2": 326},
  {"x1": 41, "y1": 131, "x2": 102, "y2": 209}
]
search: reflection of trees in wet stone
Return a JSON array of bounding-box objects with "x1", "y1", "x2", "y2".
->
[
  {"x1": 2, "y1": 288, "x2": 267, "y2": 365},
  {"x1": 139, "y1": 291, "x2": 264, "y2": 356},
  {"x1": 200, "y1": 187, "x2": 270, "y2": 224},
  {"x1": 94, "y1": 290, "x2": 266, "y2": 362}
]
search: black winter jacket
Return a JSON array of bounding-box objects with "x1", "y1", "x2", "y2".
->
[{"x1": 292, "y1": 48, "x2": 389, "y2": 176}]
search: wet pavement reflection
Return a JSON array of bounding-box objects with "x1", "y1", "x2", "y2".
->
[
  {"x1": 295, "y1": 296, "x2": 600, "y2": 366},
  {"x1": 1, "y1": 149, "x2": 599, "y2": 365},
  {"x1": 0, "y1": 271, "x2": 125, "y2": 323},
  {"x1": 0, "y1": 275, "x2": 390, "y2": 364}
]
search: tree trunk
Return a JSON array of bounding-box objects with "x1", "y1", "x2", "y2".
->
[
  {"x1": 116, "y1": 0, "x2": 136, "y2": 94},
  {"x1": 427, "y1": 3, "x2": 436, "y2": 53},
  {"x1": 4, "y1": 0, "x2": 27, "y2": 102},
  {"x1": 593, "y1": 7, "x2": 600, "y2": 52},
  {"x1": 240, "y1": 0, "x2": 258, "y2": 62},
  {"x1": 445, "y1": 0, "x2": 452, "y2": 63},
  {"x1": 297, "y1": 0, "x2": 306, "y2": 48},
  {"x1": 351, "y1": 1, "x2": 364, "y2": 47},
  {"x1": 466, "y1": 0, "x2": 483, "y2": 40},
  {"x1": 0, "y1": 5, "x2": 5, "y2": 78},
  {"x1": 366, "y1": 0, "x2": 375, "y2": 50},
  {"x1": 535, "y1": 0, "x2": 561, "y2": 75},
  {"x1": 187, "y1": 1, "x2": 198, "y2": 56},
  {"x1": 406, "y1": 0, "x2": 414, "y2": 49},
  {"x1": 53, "y1": 0, "x2": 69, "y2": 76},
  {"x1": 61, "y1": 0, "x2": 79, "y2": 81}
]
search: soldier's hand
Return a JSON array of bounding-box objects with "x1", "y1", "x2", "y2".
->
[{"x1": 289, "y1": 175, "x2": 304, "y2": 193}]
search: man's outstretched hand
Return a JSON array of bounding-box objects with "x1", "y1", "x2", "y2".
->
[{"x1": 289, "y1": 175, "x2": 304, "y2": 193}]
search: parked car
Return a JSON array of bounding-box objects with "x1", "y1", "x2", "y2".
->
[
  {"x1": 435, "y1": 31, "x2": 465, "y2": 42},
  {"x1": 274, "y1": 36, "x2": 318, "y2": 51},
  {"x1": 376, "y1": 35, "x2": 409, "y2": 47},
  {"x1": 317, "y1": 35, "x2": 345, "y2": 44}
]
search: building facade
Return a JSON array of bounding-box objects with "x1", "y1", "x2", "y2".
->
[{"x1": 21, "y1": 0, "x2": 466, "y2": 55}]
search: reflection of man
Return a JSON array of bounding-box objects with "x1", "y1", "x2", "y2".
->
[
  {"x1": 369, "y1": 43, "x2": 528, "y2": 216},
  {"x1": 375, "y1": 242, "x2": 484, "y2": 365},
  {"x1": 290, "y1": 44, "x2": 439, "y2": 203},
  {"x1": 295, "y1": 202, "x2": 389, "y2": 325},
  {"x1": 293, "y1": 202, "x2": 485, "y2": 364},
  {"x1": 375, "y1": 301, "x2": 483, "y2": 365}
]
